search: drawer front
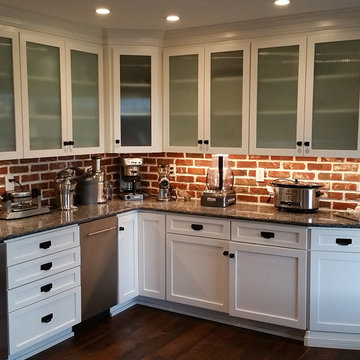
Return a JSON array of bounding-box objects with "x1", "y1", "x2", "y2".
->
[
  {"x1": 166, "y1": 214, "x2": 230, "y2": 240},
  {"x1": 8, "y1": 267, "x2": 81, "y2": 312},
  {"x1": 8, "y1": 247, "x2": 81, "y2": 290},
  {"x1": 6, "y1": 225, "x2": 80, "y2": 266},
  {"x1": 8, "y1": 287, "x2": 81, "y2": 355},
  {"x1": 231, "y1": 221, "x2": 307, "y2": 249},
  {"x1": 311, "y1": 228, "x2": 360, "y2": 252}
]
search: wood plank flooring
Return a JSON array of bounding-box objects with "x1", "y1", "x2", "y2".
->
[{"x1": 30, "y1": 305, "x2": 360, "y2": 360}]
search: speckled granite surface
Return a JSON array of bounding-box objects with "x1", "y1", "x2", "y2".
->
[{"x1": 0, "y1": 197, "x2": 359, "y2": 241}]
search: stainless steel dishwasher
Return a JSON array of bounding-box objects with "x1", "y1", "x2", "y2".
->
[{"x1": 80, "y1": 216, "x2": 118, "y2": 321}]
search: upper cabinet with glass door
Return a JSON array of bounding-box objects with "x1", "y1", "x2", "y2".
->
[
  {"x1": 164, "y1": 41, "x2": 250, "y2": 154},
  {"x1": 304, "y1": 32, "x2": 360, "y2": 157},
  {"x1": 66, "y1": 42, "x2": 104, "y2": 155},
  {"x1": 111, "y1": 46, "x2": 162, "y2": 153},
  {"x1": 249, "y1": 37, "x2": 307, "y2": 156},
  {"x1": 0, "y1": 29, "x2": 22, "y2": 160}
]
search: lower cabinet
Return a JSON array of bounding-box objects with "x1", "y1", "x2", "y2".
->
[
  {"x1": 229, "y1": 241, "x2": 307, "y2": 329},
  {"x1": 166, "y1": 233, "x2": 229, "y2": 312},
  {"x1": 118, "y1": 212, "x2": 138, "y2": 304},
  {"x1": 138, "y1": 212, "x2": 166, "y2": 299}
]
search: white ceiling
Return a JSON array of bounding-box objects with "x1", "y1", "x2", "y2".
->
[{"x1": 0, "y1": 0, "x2": 359, "y2": 31}]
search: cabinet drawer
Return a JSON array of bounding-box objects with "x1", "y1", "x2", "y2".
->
[
  {"x1": 231, "y1": 221, "x2": 307, "y2": 249},
  {"x1": 6, "y1": 225, "x2": 79, "y2": 266},
  {"x1": 8, "y1": 247, "x2": 81, "y2": 290},
  {"x1": 8, "y1": 287, "x2": 81, "y2": 355},
  {"x1": 166, "y1": 214, "x2": 230, "y2": 240},
  {"x1": 8, "y1": 267, "x2": 81, "y2": 312},
  {"x1": 310, "y1": 228, "x2": 360, "y2": 252}
]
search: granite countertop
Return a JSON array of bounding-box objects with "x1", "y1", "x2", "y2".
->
[{"x1": 0, "y1": 197, "x2": 359, "y2": 242}]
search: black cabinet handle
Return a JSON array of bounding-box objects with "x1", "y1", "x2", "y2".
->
[
  {"x1": 191, "y1": 224, "x2": 203, "y2": 231},
  {"x1": 197, "y1": 140, "x2": 203, "y2": 145},
  {"x1": 304, "y1": 141, "x2": 310, "y2": 147},
  {"x1": 229, "y1": 253, "x2": 235, "y2": 258},
  {"x1": 336, "y1": 238, "x2": 352, "y2": 246},
  {"x1": 41, "y1": 262, "x2": 53, "y2": 271},
  {"x1": 296, "y1": 141, "x2": 302, "y2": 146},
  {"x1": 41, "y1": 283, "x2": 53, "y2": 293},
  {"x1": 41, "y1": 313, "x2": 53, "y2": 323},
  {"x1": 223, "y1": 251, "x2": 229, "y2": 256},
  {"x1": 68, "y1": 140, "x2": 74, "y2": 146},
  {"x1": 115, "y1": 139, "x2": 120, "y2": 144},
  {"x1": 204, "y1": 140, "x2": 209, "y2": 145},
  {"x1": 119, "y1": 226, "x2": 125, "y2": 231},
  {"x1": 63, "y1": 141, "x2": 69, "y2": 146},
  {"x1": 39, "y1": 241, "x2": 51, "y2": 249},
  {"x1": 261, "y1": 231, "x2": 275, "y2": 239}
]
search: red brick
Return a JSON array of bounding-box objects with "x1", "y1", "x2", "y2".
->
[
  {"x1": 75, "y1": 155, "x2": 90, "y2": 160},
  {"x1": 149, "y1": 166, "x2": 159, "y2": 173},
  {"x1": 270, "y1": 156, "x2": 293, "y2": 161},
  {"x1": 346, "y1": 158, "x2": 360, "y2": 163},
  {"x1": 233, "y1": 186, "x2": 249, "y2": 194},
  {"x1": 0, "y1": 159, "x2": 18, "y2": 165},
  {"x1": 258, "y1": 161, "x2": 280, "y2": 169},
  {"x1": 21, "y1": 174, "x2": 40, "y2": 182},
  {"x1": 235, "y1": 178, "x2": 257, "y2": 186},
  {"x1": 143, "y1": 158, "x2": 156, "y2": 164},
  {"x1": 176, "y1": 175, "x2": 194, "y2": 182},
  {"x1": 249, "y1": 187, "x2": 268, "y2": 195},
  {"x1": 9, "y1": 165, "x2": 29, "y2": 173},
  {"x1": 233, "y1": 169, "x2": 247, "y2": 177},
  {"x1": 236, "y1": 161, "x2": 257, "y2": 168},
  {"x1": 249, "y1": 155, "x2": 269, "y2": 160},
  {"x1": 324, "y1": 192, "x2": 343, "y2": 200},
  {"x1": 188, "y1": 167, "x2": 206, "y2": 175},
  {"x1": 185, "y1": 153, "x2": 204, "y2": 158},
  {"x1": 321, "y1": 157, "x2": 345, "y2": 162},
  {"x1": 344, "y1": 174, "x2": 360, "y2": 182},
  {"x1": 20, "y1": 158, "x2": 39, "y2": 164},
  {"x1": 189, "y1": 184, "x2": 206, "y2": 191},
  {"x1": 57, "y1": 156, "x2": 74, "y2": 161},
  {"x1": 292, "y1": 172, "x2": 315, "y2": 180},
  {"x1": 41, "y1": 157, "x2": 57, "y2": 162},
  {"x1": 333, "y1": 164, "x2": 358, "y2": 172},
  {"x1": 318, "y1": 173, "x2": 342, "y2": 181},
  {"x1": 333, "y1": 202, "x2": 357, "y2": 210},
  {"x1": 31, "y1": 164, "x2": 49, "y2": 172},
  {"x1": 267, "y1": 171, "x2": 290, "y2": 178},
  {"x1": 0, "y1": 167, "x2": 7, "y2": 175},
  {"x1": 195, "y1": 176, "x2": 207, "y2": 183},
  {"x1": 259, "y1": 196, "x2": 273, "y2": 204},
  {"x1": 141, "y1": 181, "x2": 150, "y2": 187},
  {"x1": 176, "y1": 159, "x2": 194, "y2": 166},
  {"x1": 31, "y1": 182, "x2": 49, "y2": 190},
  {"x1": 194, "y1": 160, "x2": 212, "y2": 167},
  {"x1": 49, "y1": 162, "x2": 66, "y2": 170},
  {"x1": 237, "y1": 194, "x2": 258, "y2": 202},
  {"x1": 345, "y1": 193, "x2": 360, "y2": 201},
  {"x1": 106, "y1": 165, "x2": 119, "y2": 173},
  {"x1": 42, "y1": 189, "x2": 55, "y2": 198},
  {"x1": 308, "y1": 163, "x2": 332, "y2": 171},
  {"x1": 142, "y1": 173, "x2": 158, "y2": 180},
  {"x1": 283, "y1": 162, "x2": 306, "y2": 170},
  {"x1": 332, "y1": 183, "x2": 357, "y2": 191},
  {"x1": 172, "y1": 182, "x2": 188, "y2": 190},
  {"x1": 295, "y1": 157, "x2": 318, "y2": 162},
  {"x1": 229, "y1": 155, "x2": 247, "y2": 159},
  {"x1": 157, "y1": 159, "x2": 175, "y2": 165},
  {"x1": 166, "y1": 152, "x2": 184, "y2": 158},
  {"x1": 41, "y1": 172, "x2": 57, "y2": 181},
  {"x1": 319, "y1": 200, "x2": 331, "y2": 209}
]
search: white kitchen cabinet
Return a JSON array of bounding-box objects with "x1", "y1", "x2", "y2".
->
[
  {"x1": 304, "y1": 32, "x2": 360, "y2": 157},
  {"x1": 166, "y1": 233, "x2": 229, "y2": 312},
  {"x1": 138, "y1": 212, "x2": 166, "y2": 300},
  {"x1": 117, "y1": 212, "x2": 139, "y2": 304},
  {"x1": 0, "y1": 28, "x2": 23, "y2": 160},
  {"x1": 229, "y1": 241, "x2": 307, "y2": 329},
  {"x1": 20, "y1": 32, "x2": 104, "y2": 157},
  {"x1": 249, "y1": 36, "x2": 307, "y2": 156},
  {"x1": 310, "y1": 227, "x2": 360, "y2": 333},
  {"x1": 110, "y1": 46, "x2": 162, "y2": 153},
  {"x1": 163, "y1": 40, "x2": 250, "y2": 154}
]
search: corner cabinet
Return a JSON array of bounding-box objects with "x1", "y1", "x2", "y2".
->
[
  {"x1": 109, "y1": 46, "x2": 162, "y2": 153},
  {"x1": 163, "y1": 41, "x2": 250, "y2": 154},
  {"x1": 20, "y1": 32, "x2": 104, "y2": 158},
  {"x1": 0, "y1": 29, "x2": 23, "y2": 160}
]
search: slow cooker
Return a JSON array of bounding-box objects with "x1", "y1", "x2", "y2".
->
[{"x1": 270, "y1": 179, "x2": 323, "y2": 212}]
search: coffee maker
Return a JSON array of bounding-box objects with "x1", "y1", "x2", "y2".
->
[
  {"x1": 201, "y1": 154, "x2": 236, "y2": 207},
  {"x1": 120, "y1": 158, "x2": 143, "y2": 200},
  {"x1": 157, "y1": 164, "x2": 172, "y2": 201}
]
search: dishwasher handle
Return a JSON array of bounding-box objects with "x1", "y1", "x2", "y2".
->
[{"x1": 86, "y1": 226, "x2": 117, "y2": 237}]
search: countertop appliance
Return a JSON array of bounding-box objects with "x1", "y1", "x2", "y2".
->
[
  {"x1": 0, "y1": 188, "x2": 50, "y2": 220},
  {"x1": 201, "y1": 154, "x2": 236, "y2": 207},
  {"x1": 157, "y1": 164, "x2": 173, "y2": 201},
  {"x1": 270, "y1": 178, "x2": 323, "y2": 212},
  {"x1": 120, "y1": 157, "x2": 143, "y2": 201},
  {"x1": 54, "y1": 168, "x2": 78, "y2": 210},
  {"x1": 79, "y1": 216, "x2": 118, "y2": 321}
]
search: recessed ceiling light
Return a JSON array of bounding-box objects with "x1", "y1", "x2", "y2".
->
[
  {"x1": 166, "y1": 15, "x2": 180, "y2": 22},
  {"x1": 95, "y1": 8, "x2": 110, "y2": 15},
  {"x1": 274, "y1": 0, "x2": 290, "y2": 6}
]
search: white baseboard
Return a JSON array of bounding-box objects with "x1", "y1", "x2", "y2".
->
[
  {"x1": 305, "y1": 331, "x2": 360, "y2": 350},
  {"x1": 110, "y1": 299, "x2": 137, "y2": 317}
]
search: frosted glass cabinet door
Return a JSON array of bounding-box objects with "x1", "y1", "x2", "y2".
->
[
  {"x1": 249, "y1": 38, "x2": 306, "y2": 155},
  {"x1": 21, "y1": 34, "x2": 67, "y2": 156},
  {"x1": 305, "y1": 34, "x2": 360, "y2": 156},
  {"x1": 0, "y1": 30, "x2": 22, "y2": 159},
  {"x1": 204, "y1": 42, "x2": 250, "y2": 154}
]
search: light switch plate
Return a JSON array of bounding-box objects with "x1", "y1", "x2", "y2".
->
[{"x1": 256, "y1": 168, "x2": 265, "y2": 182}]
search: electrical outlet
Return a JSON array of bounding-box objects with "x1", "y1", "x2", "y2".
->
[
  {"x1": 169, "y1": 164, "x2": 176, "y2": 176},
  {"x1": 5, "y1": 175, "x2": 14, "y2": 191},
  {"x1": 256, "y1": 168, "x2": 265, "y2": 182}
]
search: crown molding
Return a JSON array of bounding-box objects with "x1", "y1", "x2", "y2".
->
[
  {"x1": 0, "y1": 4, "x2": 103, "y2": 44},
  {"x1": 163, "y1": 7, "x2": 360, "y2": 46},
  {"x1": 103, "y1": 29, "x2": 165, "y2": 46}
]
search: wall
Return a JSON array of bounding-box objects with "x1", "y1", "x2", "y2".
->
[{"x1": 0, "y1": 153, "x2": 359, "y2": 210}]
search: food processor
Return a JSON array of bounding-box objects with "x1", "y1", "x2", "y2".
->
[{"x1": 201, "y1": 154, "x2": 236, "y2": 207}]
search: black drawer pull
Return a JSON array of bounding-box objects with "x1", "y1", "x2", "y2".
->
[
  {"x1": 39, "y1": 241, "x2": 51, "y2": 249},
  {"x1": 41, "y1": 313, "x2": 53, "y2": 323},
  {"x1": 336, "y1": 238, "x2": 352, "y2": 246},
  {"x1": 261, "y1": 231, "x2": 275, "y2": 239},
  {"x1": 229, "y1": 253, "x2": 235, "y2": 259},
  {"x1": 191, "y1": 224, "x2": 203, "y2": 231},
  {"x1": 119, "y1": 226, "x2": 125, "y2": 231},
  {"x1": 41, "y1": 283, "x2": 53, "y2": 293},
  {"x1": 223, "y1": 251, "x2": 229, "y2": 256},
  {"x1": 41, "y1": 262, "x2": 53, "y2": 271}
]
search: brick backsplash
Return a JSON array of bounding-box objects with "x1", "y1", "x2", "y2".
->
[{"x1": 1, "y1": 152, "x2": 360, "y2": 210}]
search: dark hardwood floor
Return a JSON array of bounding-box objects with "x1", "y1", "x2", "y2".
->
[{"x1": 30, "y1": 305, "x2": 360, "y2": 360}]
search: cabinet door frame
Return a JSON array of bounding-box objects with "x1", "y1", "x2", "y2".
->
[
  {"x1": 112, "y1": 45, "x2": 162, "y2": 153},
  {"x1": 204, "y1": 40, "x2": 250, "y2": 155},
  {"x1": 65, "y1": 40, "x2": 104, "y2": 155},
  {"x1": 249, "y1": 35, "x2": 307, "y2": 156},
  {"x1": 0, "y1": 28, "x2": 23, "y2": 160},
  {"x1": 20, "y1": 31, "x2": 68, "y2": 157},
  {"x1": 163, "y1": 45, "x2": 205, "y2": 153},
  {"x1": 304, "y1": 31, "x2": 360, "y2": 157}
]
